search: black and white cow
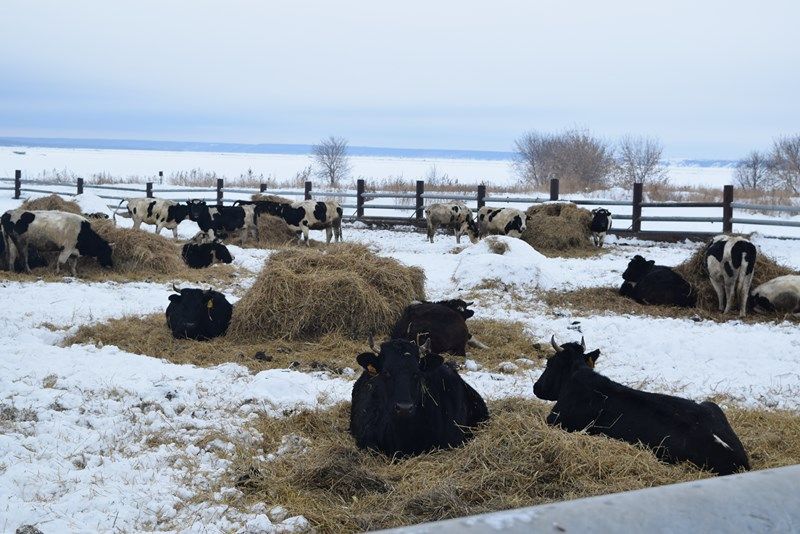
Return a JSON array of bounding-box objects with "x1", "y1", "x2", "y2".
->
[
  {"x1": 0, "y1": 227, "x2": 48, "y2": 272},
  {"x1": 619, "y1": 255, "x2": 696, "y2": 307},
  {"x1": 589, "y1": 208, "x2": 612, "y2": 247},
  {"x1": 186, "y1": 200, "x2": 258, "y2": 242},
  {"x1": 706, "y1": 235, "x2": 757, "y2": 317},
  {"x1": 390, "y1": 299, "x2": 486, "y2": 356},
  {"x1": 350, "y1": 338, "x2": 489, "y2": 456},
  {"x1": 475, "y1": 207, "x2": 530, "y2": 239},
  {"x1": 424, "y1": 202, "x2": 479, "y2": 244},
  {"x1": 1, "y1": 210, "x2": 113, "y2": 276},
  {"x1": 114, "y1": 198, "x2": 190, "y2": 238},
  {"x1": 748, "y1": 274, "x2": 800, "y2": 316},
  {"x1": 165, "y1": 285, "x2": 233, "y2": 340},
  {"x1": 534, "y1": 336, "x2": 750, "y2": 476},
  {"x1": 245, "y1": 199, "x2": 343, "y2": 245},
  {"x1": 181, "y1": 238, "x2": 234, "y2": 269}
]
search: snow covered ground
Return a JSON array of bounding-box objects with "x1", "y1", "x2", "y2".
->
[{"x1": 2, "y1": 188, "x2": 800, "y2": 531}]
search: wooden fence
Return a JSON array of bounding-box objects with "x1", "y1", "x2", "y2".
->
[{"x1": 2, "y1": 170, "x2": 800, "y2": 241}]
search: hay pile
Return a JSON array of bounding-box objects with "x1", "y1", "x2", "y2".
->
[
  {"x1": 251, "y1": 193, "x2": 294, "y2": 203},
  {"x1": 20, "y1": 194, "x2": 82, "y2": 214},
  {"x1": 674, "y1": 241, "x2": 797, "y2": 314},
  {"x1": 521, "y1": 202, "x2": 595, "y2": 256},
  {"x1": 229, "y1": 244, "x2": 425, "y2": 340}
]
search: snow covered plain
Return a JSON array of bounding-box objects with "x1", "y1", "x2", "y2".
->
[{"x1": 2, "y1": 190, "x2": 800, "y2": 532}]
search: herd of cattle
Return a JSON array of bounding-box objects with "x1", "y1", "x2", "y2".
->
[{"x1": 2, "y1": 194, "x2": 797, "y2": 479}]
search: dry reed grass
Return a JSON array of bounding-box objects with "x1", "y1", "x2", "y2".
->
[
  {"x1": 229, "y1": 244, "x2": 426, "y2": 340},
  {"x1": 227, "y1": 398, "x2": 800, "y2": 532},
  {"x1": 521, "y1": 203, "x2": 599, "y2": 257},
  {"x1": 20, "y1": 194, "x2": 82, "y2": 214}
]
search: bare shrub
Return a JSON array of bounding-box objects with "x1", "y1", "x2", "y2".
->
[
  {"x1": 313, "y1": 136, "x2": 351, "y2": 187},
  {"x1": 769, "y1": 135, "x2": 800, "y2": 193},
  {"x1": 734, "y1": 151, "x2": 773, "y2": 191},
  {"x1": 616, "y1": 136, "x2": 668, "y2": 188}
]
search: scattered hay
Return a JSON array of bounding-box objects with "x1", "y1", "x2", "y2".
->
[
  {"x1": 674, "y1": 242, "x2": 797, "y2": 314},
  {"x1": 20, "y1": 194, "x2": 82, "y2": 214},
  {"x1": 229, "y1": 244, "x2": 425, "y2": 340},
  {"x1": 522, "y1": 202, "x2": 598, "y2": 257},
  {"x1": 485, "y1": 237, "x2": 509, "y2": 255},
  {"x1": 466, "y1": 319, "x2": 548, "y2": 370}
]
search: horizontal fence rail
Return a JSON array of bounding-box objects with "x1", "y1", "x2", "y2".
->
[{"x1": 2, "y1": 170, "x2": 800, "y2": 240}]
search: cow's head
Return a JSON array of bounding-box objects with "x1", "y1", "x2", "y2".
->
[
  {"x1": 166, "y1": 284, "x2": 231, "y2": 340},
  {"x1": 356, "y1": 337, "x2": 442, "y2": 418},
  {"x1": 78, "y1": 221, "x2": 113, "y2": 268},
  {"x1": 437, "y1": 299, "x2": 475, "y2": 320},
  {"x1": 464, "y1": 217, "x2": 480, "y2": 243},
  {"x1": 186, "y1": 199, "x2": 210, "y2": 221},
  {"x1": 622, "y1": 255, "x2": 655, "y2": 283},
  {"x1": 533, "y1": 336, "x2": 601, "y2": 401}
]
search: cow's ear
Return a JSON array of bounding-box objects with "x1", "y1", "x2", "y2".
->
[
  {"x1": 420, "y1": 353, "x2": 443, "y2": 371},
  {"x1": 356, "y1": 352, "x2": 380, "y2": 375},
  {"x1": 647, "y1": 260, "x2": 655, "y2": 267},
  {"x1": 585, "y1": 349, "x2": 601, "y2": 368},
  {"x1": 168, "y1": 294, "x2": 180, "y2": 302}
]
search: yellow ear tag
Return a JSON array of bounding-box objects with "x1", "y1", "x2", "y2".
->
[
  {"x1": 367, "y1": 364, "x2": 378, "y2": 376},
  {"x1": 207, "y1": 300, "x2": 214, "y2": 309},
  {"x1": 587, "y1": 357, "x2": 595, "y2": 369}
]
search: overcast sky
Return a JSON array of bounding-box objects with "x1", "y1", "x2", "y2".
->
[{"x1": 1, "y1": 0, "x2": 798, "y2": 158}]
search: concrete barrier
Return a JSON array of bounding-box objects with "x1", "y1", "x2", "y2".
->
[{"x1": 376, "y1": 464, "x2": 800, "y2": 533}]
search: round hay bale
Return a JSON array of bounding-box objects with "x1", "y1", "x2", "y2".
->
[
  {"x1": 20, "y1": 194, "x2": 82, "y2": 214},
  {"x1": 673, "y1": 240, "x2": 797, "y2": 313},
  {"x1": 229, "y1": 244, "x2": 426, "y2": 340},
  {"x1": 521, "y1": 202, "x2": 593, "y2": 253},
  {"x1": 83, "y1": 218, "x2": 185, "y2": 275}
]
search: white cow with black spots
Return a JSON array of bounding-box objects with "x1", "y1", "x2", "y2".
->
[
  {"x1": 424, "y1": 202, "x2": 478, "y2": 244},
  {"x1": 706, "y1": 235, "x2": 757, "y2": 318},
  {"x1": 114, "y1": 198, "x2": 190, "y2": 238}
]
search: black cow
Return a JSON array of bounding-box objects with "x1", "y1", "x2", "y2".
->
[
  {"x1": 350, "y1": 338, "x2": 489, "y2": 456},
  {"x1": 181, "y1": 240, "x2": 234, "y2": 269},
  {"x1": 187, "y1": 200, "x2": 257, "y2": 241},
  {"x1": 391, "y1": 299, "x2": 486, "y2": 356},
  {"x1": 165, "y1": 285, "x2": 233, "y2": 340},
  {"x1": 534, "y1": 336, "x2": 750, "y2": 476},
  {"x1": 619, "y1": 255, "x2": 695, "y2": 307},
  {"x1": 589, "y1": 208, "x2": 612, "y2": 247}
]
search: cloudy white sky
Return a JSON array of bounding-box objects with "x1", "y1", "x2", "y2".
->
[{"x1": 1, "y1": 0, "x2": 798, "y2": 158}]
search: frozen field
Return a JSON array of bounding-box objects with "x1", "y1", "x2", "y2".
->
[{"x1": 1, "y1": 145, "x2": 734, "y2": 187}]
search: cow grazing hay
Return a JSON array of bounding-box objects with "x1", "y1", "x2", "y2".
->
[
  {"x1": 521, "y1": 202, "x2": 597, "y2": 257},
  {"x1": 674, "y1": 242, "x2": 797, "y2": 314},
  {"x1": 20, "y1": 194, "x2": 82, "y2": 214},
  {"x1": 238, "y1": 214, "x2": 299, "y2": 248},
  {"x1": 229, "y1": 244, "x2": 426, "y2": 340}
]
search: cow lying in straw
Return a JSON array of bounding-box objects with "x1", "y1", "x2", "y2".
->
[
  {"x1": 391, "y1": 299, "x2": 487, "y2": 356},
  {"x1": 748, "y1": 274, "x2": 800, "y2": 316},
  {"x1": 619, "y1": 255, "x2": 695, "y2": 307},
  {"x1": 166, "y1": 284, "x2": 233, "y2": 340}
]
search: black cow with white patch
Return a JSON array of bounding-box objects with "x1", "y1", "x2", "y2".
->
[
  {"x1": 706, "y1": 235, "x2": 757, "y2": 318},
  {"x1": 244, "y1": 199, "x2": 343, "y2": 245},
  {"x1": 114, "y1": 198, "x2": 190, "y2": 238},
  {"x1": 748, "y1": 274, "x2": 800, "y2": 316},
  {"x1": 534, "y1": 336, "x2": 750, "y2": 476},
  {"x1": 391, "y1": 299, "x2": 487, "y2": 356},
  {"x1": 475, "y1": 207, "x2": 530, "y2": 239},
  {"x1": 619, "y1": 255, "x2": 695, "y2": 307},
  {"x1": 1, "y1": 210, "x2": 113, "y2": 276},
  {"x1": 589, "y1": 208, "x2": 612, "y2": 247},
  {"x1": 186, "y1": 200, "x2": 258, "y2": 242},
  {"x1": 181, "y1": 237, "x2": 234, "y2": 269},
  {"x1": 350, "y1": 338, "x2": 489, "y2": 456},
  {"x1": 165, "y1": 285, "x2": 233, "y2": 340}
]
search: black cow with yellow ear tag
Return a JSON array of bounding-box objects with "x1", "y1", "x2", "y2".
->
[{"x1": 165, "y1": 284, "x2": 233, "y2": 340}]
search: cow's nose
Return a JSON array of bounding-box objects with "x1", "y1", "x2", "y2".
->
[{"x1": 394, "y1": 402, "x2": 414, "y2": 416}]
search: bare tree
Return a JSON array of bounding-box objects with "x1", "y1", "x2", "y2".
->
[
  {"x1": 616, "y1": 135, "x2": 668, "y2": 187},
  {"x1": 513, "y1": 129, "x2": 615, "y2": 191},
  {"x1": 769, "y1": 135, "x2": 800, "y2": 193},
  {"x1": 312, "y1": 136, "x2": 351, "y2": 186},
  {"x1": 733, "y1": 151, "x2": 772, "y2": 191}
]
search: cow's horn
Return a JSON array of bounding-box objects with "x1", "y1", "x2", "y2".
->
[
  {"x1": 465, "y1": 301, "x2": 474, "y2": 306},
  {"x1": 581, "y1": 336, "x2": 586, "y2": 351},
  {"x1": 368, "y1": 333, "x2": 378, "y2": 354},
  {"x1": 550, "y1": 335, "x2": 563, "y2": 353},
  {"x1": 172, "y1": 283, "x2": 181, "y2": 293}
]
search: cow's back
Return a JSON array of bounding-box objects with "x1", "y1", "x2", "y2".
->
[
  {"x1": 5, "y1": 210, "x2": 84, "y2": 249},
  {"x1": 391, "y1": 303, "x2": 469, "y2": 355}
]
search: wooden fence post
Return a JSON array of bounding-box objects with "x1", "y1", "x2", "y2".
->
[
  {"x1": 415, "y1": 180, "x2": 425, "y2": 219},
  {"x1": 477, "y1": 184, "x2": 486, "y2": 209},
  {"x1": 77, "y1": 177, "x2": 84, "y2": 195},
  {"x1": 14, "y1": 170, "x2": 21, "y2": 199},
  {"x1": 550, "y1": 178, "x2": 560, "y2": 201},
  {"x1": 260, "y1": 183, "x2": 267, "y2": 193},
  {"x1": 356, "y1": 179, "x2": 365, "y2": 218},
  {"x1": 216, "y1": 178, "x2": 224, "y2": 206},
  {"x1": 722, "y1": 185, "x2": 734, "y2": 233},
  {"x1": 304, "y1": 181, "x2": 312, "y2": 201},
  {"x1": 632, "y1": 182, "x2": 643, "y2": 233},
  {"x1": 146, "y1": 182, "x2": 153, "y2": 198}
]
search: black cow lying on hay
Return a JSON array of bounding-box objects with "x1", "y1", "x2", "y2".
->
[
  {"x1": 390, "y1": 299, "x2": 487, "y2": 356},
  {"x1": 350, "y1": 338, "x2": 489, "y2": 456},
  {"x1": 166, "y1": 284, "x2": 233, "y2": 340},
  {"x1": 620, "y1": 255, "x2": 695, "y2": 307},
  {"x1": 534, "y1": 336, "x2": 750, "y2": 476},
  {"x1": 181, "y1": 233, "x2": 234, "y2": 269}
]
